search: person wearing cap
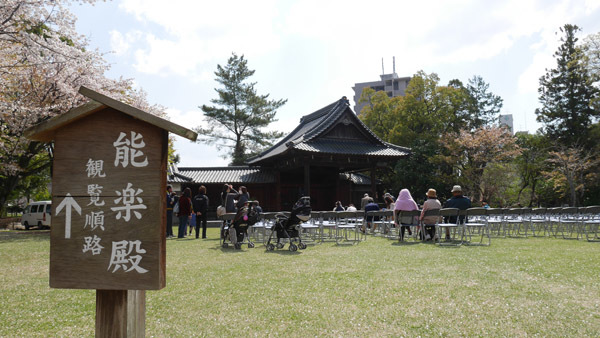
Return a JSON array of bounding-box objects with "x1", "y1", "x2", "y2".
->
[
  {"x1": 360, "y1": 193, "x2": 371, "y2": 211},
  {"x1": 443, "y1": 185, "x2": 471, "y2": 239},
  {"x1": 420, "y1": 189, "x2": 442, "y2": 240}
]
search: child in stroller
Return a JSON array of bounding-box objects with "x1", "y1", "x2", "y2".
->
[
  {"x1": 266, "y1": 196, "x2": 311, "y2": 251},
  {"x1": 221, "y1": 201, "x2": 260, "y2": 249}
]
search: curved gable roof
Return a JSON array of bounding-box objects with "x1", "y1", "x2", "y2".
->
[{"x1": 247, "y1": 97, "x2": 410, "y2": 165}]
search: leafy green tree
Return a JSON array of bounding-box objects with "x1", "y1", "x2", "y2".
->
[
  {"x1": 357, "y1": 88, "x2": 399, "y2": 141},
  {"x1": 535, "y1": 24, "x2": 600, "y2": 148},
  {"x1": 359, "y1": 71, "x2": 467, "y2": 198},
  {"x1": 514, "y1": 132, "x2": 551, "y2": 207},
  {"x1": 448, "y1": 76, "x2": 503, "y2": 130},
  {"x1": 198, "y1": 53, "x2": 287, "y2": 165}
]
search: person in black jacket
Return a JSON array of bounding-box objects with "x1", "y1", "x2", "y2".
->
[{"x1": 192, "y1": 185, "x2": 209, "y2": 239}]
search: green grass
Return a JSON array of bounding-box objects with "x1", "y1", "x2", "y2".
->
[{"x1": 1, "y1": 228, "x2": 599, "y2": 337}]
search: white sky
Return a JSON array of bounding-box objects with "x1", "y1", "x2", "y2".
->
[{"x1": 70, "y1": 0, "x2": 600, "y2": 167}]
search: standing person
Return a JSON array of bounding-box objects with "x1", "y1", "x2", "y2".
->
[
  {"x1": 223, "y1": 184, "x2": 239, "y2": 213},
  {"x1": 166, "y1": 185, "x2": 175, "y2": 238},
  {"x1": 221, "y1": 184, "x2": 238, "y2": 240},
  {"x1": 420, "y1": 189, "x2": 442, "y2": 240},
  {"x1": 192, "y1": 185, "x2": 209, "y2": 239},
  {"x1": 333, "y1": 201, "x2": 345, "y2": 211},
  {"x1": 360, "y1": 193, "x2": 371, "y2": 210},
  {"x1": 235, "y1": 186, "x2": 249, "y2": 210},
  {"x1": 177, "y1": 188, "x2": 192, "y2": 238},
  {"x1": 443, "y1": 185, "x2": 472, "y2": 240},
  {"x1": 394, "y1": 189, "x2": 418, "y2": 241},
  {"x1": 383, "y1": 193, "x2": 396, "y2": 234}
]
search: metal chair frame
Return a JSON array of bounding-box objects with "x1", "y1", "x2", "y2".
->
[
  {"x1": 435, "y1": 208, "x2": 462, "y2": 246},
  {"x1": 398, "y1": 210, "x2": 422, "y2": 241},
  {"x1": 336, "y1": 211, "x2": 361, "y2": 244},
  {"x1": 462, "y1": 208, "x2": 490, "y2": 246}
]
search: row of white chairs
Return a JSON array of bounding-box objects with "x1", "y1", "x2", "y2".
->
[{"x1": 223, "y1": 206, "x2": 600, "y2": 247}]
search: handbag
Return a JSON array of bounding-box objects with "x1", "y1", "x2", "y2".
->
[
  {"x1": 216, "y1": 205, "x2": 226, "y2": 217},
  {"x1": 173, "y1": 202, "x2": 179, "y2": 214}
]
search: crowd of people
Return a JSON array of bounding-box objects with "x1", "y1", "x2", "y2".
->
[
  {"x1": 167, "y1": 183, "x2": 474, "y2": 242},
  {"x1": 330, "y1": 185, "x2": 473, "y2": 241},
  {"x1": 167, "y1": 184, "x2": 259, "y2": 240}
]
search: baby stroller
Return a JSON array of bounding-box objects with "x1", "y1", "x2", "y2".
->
[
  {"x1": 221, "y1": 201, "x2": 260, "y2": 249},
  {"x1": 266, "y1": 196, "x2": 311, "y2": 251}
]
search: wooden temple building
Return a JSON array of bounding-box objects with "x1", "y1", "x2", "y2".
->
[{"x1": 169, "y1": 97, "x2": 410, "y2": 212}]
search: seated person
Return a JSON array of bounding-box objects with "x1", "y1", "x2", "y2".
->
[
  {"x1": 363, "y1": 199, "x2": 380, "y2": 232},
  {"x1": 394, "y1": 189, "x2": 418, "y2": 240},
  {"x1": 443, "y1": 185, "x2": 472, "y2": 240},
  {"x1": 420, "y1": 189, "x2": 442, "y2": 240}
]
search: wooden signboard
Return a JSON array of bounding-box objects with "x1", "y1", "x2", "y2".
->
[
  {"x1": 50, "y1": 108, "x2": 166, "y2": 289},
  {"x1": 25, "y1": 87, "x2": 197, "y2": 336}
]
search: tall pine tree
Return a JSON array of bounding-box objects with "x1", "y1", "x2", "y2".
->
[
  {"x1": 198, "y1": 53, "x2": 287, "y2": 165},
  {"x1": 535, "y1": 24, "x2": 600, "y2": 148}
]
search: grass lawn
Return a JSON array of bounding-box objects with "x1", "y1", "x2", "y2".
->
[{"x1": 1, "y1": 228, "x2": 599, "y2": 337}]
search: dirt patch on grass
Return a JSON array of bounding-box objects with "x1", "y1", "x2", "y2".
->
[{"x1": 0, "y1": 229, "x2": 50, "y2": 241}]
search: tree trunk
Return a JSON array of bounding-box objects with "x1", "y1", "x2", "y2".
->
[
  {"x1": 567, "y1": 171, "x2": 577, "y2": 207},
  {"x1": 528, "y1": 180, "x2": 537, "y2": 207}
]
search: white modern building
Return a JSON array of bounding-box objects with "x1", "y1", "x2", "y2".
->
[
  {"x1": 499, "y1": 114, "x2": 514, "y2": 133},
  {"x1": 352, "y1": 72, "x2": 411, "y2": 115}
]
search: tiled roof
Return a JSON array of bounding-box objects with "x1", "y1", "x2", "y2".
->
[
  {"x1": 247, "y1": 97, "x2": 410, "y2": 164},
  {"x1": 171, "y1": 166, "x2": 276, "y2": 184},
  {"x1": 294, "y1": 139, "x2": 409, "y2": 157},
  {"x1": 169, "y1": 166, "x2": 373, "y2": 186}
]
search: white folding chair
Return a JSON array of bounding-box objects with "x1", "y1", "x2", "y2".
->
[
  {"x1": 581, "y1": 206, "x2": 600, "y2": 242},
  {"x1": 367, "y1": 210, "x2": 386, "y2": 236},
  {"x1": 320, "y1": 211, "x2": 337, "y2": 243},
  {"x1": 485, "y1": 208, "x2": 505, "y2": 237},
  {"x1": 336, "y1": 211, "x2": 360, "y2": 245},
  {"x1": 462, "y1": 208, "x2": 490, "y2": 246},
  {"x1": 555, "y1": 207, "x2": 581, "y2": 240},
  {"x1": 530, "y1": 208, "x2": 548, "y2": 237},
  {"x1": 546, "y1": 207, "x2": 563, "y2": 236},
  {"x1": 505, "y1": 208, "x2": 532, "y2": 237},
  {"x1": 436, "y1": 208, "x2": 461, "y2": 246},
  {"x1": 300, "y1": 211, "x2": 320, "y2": 243}
]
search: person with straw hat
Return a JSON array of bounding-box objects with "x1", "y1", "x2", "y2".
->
[{"x1": 420, "y1": 189, "x2": 442, "y2": 240}]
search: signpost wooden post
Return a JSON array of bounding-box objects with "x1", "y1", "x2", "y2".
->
[{"x1": 25, "y1": 87, "x2": 197, "y2": 337}]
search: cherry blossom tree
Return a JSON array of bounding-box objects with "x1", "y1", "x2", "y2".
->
[
  {"x1": 439, "y1": 126, "x2": 521, "y2": 204},
  {"x1": 0, "y1": 0, "x2": 164, "y2": 215}
]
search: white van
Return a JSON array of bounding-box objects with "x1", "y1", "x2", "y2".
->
[{"x1": 21, "y1": 201, "x2": 52, "y2": 230}]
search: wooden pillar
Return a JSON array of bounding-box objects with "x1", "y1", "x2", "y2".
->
[
  {"x1": 304, "y1": 163, "x2": 310, "y2": 197},
  {"x1": 275, "y1": 171, "x2": 281, "y2": 211},
  {"x1": 370, "y1": 166, "x2": 376, "y2": 201},
  {"x1": 96, "y1": 290, "x2": 145, "y2": 338}
]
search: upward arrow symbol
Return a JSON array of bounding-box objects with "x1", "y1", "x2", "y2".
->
[{"x1": 55, "y1": 193, "x2": 82, "y2": 239}]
